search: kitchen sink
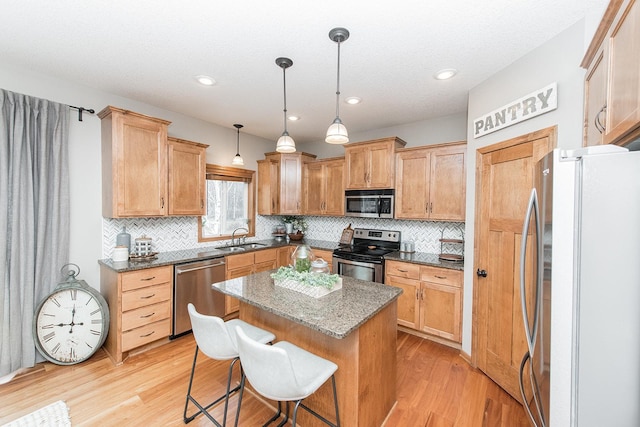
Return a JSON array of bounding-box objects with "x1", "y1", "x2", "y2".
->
[
  {"x1": 217, "y1": 246, "x2": 246, "y2": 252},
  {"x1": 239, "y1": 243, "x2": 267, "y2": 249}
]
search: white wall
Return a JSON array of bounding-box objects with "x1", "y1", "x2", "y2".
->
[
  {"x1": 297, "y1": 112, "x2": 468, "y2": 158},
  {"x1": 461, "y1": 20, "x2": 587, "y2": 355},
  {"x1": 0, "y1": 62, "x2": 274, "y2": 290}
]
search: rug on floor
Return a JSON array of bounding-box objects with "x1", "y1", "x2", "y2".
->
[{"x1": 1, "y1": 400, "x2": 71, "y2": 427}]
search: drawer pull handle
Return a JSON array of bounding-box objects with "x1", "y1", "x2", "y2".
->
[
  {"x1": 140, "y1": 331, "x2": 155, "y2": 338},
  {"x1": 435, "y1": 275, "x2": 447, "y2": 279},
  {"x1": 140, "y1": 312, "x2": 155, "y2": 318},
  {"x1": 141, "y1": 276, "x2": 156, "y2": 281},
  {"x1": 140, "y1": 293, "x2": 156, "y2": 299},
  {"x1": 398, "y1": 269, "x2": 408, "y2": 273}
]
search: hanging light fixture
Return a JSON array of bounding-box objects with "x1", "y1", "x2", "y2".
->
[
  {"x1": 326, "y1": 27, "x2": 350, "y2": 144},
  {"x1": 232, "y1": 123, "x2": 244, "y2": 166},
  {"x1": 275, "y1": 57, "x2": 296, "y2": 153}
]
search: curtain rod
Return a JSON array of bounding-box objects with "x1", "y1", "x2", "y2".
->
[{"x1": 68, "y1": 105, "x2": 95, "y2": 122}]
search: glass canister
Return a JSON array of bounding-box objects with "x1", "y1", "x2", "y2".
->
[
  {"x1": 291, "y1": 244, "x2": 315, "y2": 272},
  {"x1": 310, "y1": 258, "x2": 330, "y2": 274}
]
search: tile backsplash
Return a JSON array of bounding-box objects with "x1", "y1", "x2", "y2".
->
[{"x1": 103, "y1": 215, "x2": 465, "y2": 258}]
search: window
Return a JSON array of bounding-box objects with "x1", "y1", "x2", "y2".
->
[{"x1": 198, "y1": 164, "x2": 255, "y2": 242}]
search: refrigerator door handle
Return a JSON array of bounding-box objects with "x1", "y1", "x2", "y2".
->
[
  {"x1": 519, "y1": 351, "x2": 545, "y2": 427},
  {"x1": 520, "y1": 188, "x2": 541, "y2": 356}
]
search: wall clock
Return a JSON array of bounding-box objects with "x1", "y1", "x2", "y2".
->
[{"x1": 33, "y1": 263, "x2": 110, "y2": 365}]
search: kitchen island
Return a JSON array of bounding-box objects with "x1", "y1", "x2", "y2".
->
[{"x1": 212, "y1": 271, "x2": 402, "y2": 427}]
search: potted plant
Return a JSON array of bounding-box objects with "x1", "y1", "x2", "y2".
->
[{"x1": 281, "y1": 215, "x2": 297, "y2": 234}]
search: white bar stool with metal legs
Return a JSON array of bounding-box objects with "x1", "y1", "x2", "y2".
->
[
  {"x1": 234, "y1": 326, "x2": 340, "y2": 427},
  {"x1": 184, "y1": 303, "x2": 275, "y2": 426}
]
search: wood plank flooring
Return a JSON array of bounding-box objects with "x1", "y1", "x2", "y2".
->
[{"x1": 0, "y1": 331, "x2": 529, "y2": 426}]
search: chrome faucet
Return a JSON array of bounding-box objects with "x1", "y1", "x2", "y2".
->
[{"x1": 231, "y1": 227, "x2": 249, "y2": 246}]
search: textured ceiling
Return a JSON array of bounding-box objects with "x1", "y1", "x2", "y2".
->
[{"x1": 0, "y1": 0, "x2": 607, "y2": 143}]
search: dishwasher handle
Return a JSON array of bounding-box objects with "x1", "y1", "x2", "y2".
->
[{"x1": 176, "y1": 260, "x2": 225, "y2": 275}]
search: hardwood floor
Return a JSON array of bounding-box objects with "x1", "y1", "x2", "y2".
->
[{"x1": 0, "y1": 332, "x2": 529, "y2": 426}]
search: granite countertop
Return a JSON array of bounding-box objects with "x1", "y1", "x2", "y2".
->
[
  {"x1": 384, "y1": 251, "x2": 465, "y2": 271},
  {"x1": 98, "y1": 238, "x2": 343, "y2": 273},
  {"x1": 213, "y1": 270, "x2": 402, "y2": 339}
]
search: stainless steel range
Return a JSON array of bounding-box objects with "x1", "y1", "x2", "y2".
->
[{"x1": 332, "y1": 228, "x2": 401, "y2": 283}]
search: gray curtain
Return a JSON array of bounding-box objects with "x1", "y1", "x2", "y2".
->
[{"x1": 0, "y1": 89, "x2": 70, "y2": 378}]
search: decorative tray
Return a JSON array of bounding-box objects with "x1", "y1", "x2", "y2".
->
[
  {"x1": 274, "y1": 277, "x2": 342, "y2": 298},
  {"x1": 438, "y1": 253, "x2": 464, "y2": 262},
  {"x1": 128, "y1": 252, "x2": 159, "y2": 261}
]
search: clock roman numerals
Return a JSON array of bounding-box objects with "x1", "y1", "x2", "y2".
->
[
  {"x1": 70, "y1": 288, "x2": 77, "y2": 301},
  {"x1": 43, "y1": 331, "x2": 56, "y2": 343},
  {"x1": 51, "y1": 343, "x2": 61, "y2": 354}
]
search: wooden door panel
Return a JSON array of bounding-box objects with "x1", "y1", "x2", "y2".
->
[
  {"x1": 304, "y1": 163, "x2": 324, "y2": 215},
  {"x1": 430, "y1": 149, "x2": 466, "y2": 221},
  {"x1": 369, "y1": 143, "x2": 393, "y2": 188},
  {"x1": 474, "y1": 127, "x2": 555, "y2": 402},
  {"x1": 324, "y1": 161, "x2": 345, "y2": 215}
]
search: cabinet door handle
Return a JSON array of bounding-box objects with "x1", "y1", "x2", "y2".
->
[
  {"x1": 140, "y1": 312, "x2": 155, "y2": 318},
  {"x1": 161, "y1": 197, "x2": 165, "y2": 209},
  {"x1": 140, "y1": 293, "x2": 156, "y2": 299},
  {"x1": 398, "y1": 269, "x2": 408, "y2": 273},
  {"x1": 201, "y1": 199, "x2": 204, "y2": 209},
  {"x1": 595, "y1": 104, "x2": 606, "y2": 133},
  {"x1": 435, "y1": 275, "x2": 447, "y2": 280},
  {"x1": 140, "y1": 331, "x2": 155, "y2": 338},
  {"x1": 140, "y1": 276, "x2": 156, "y2": 281}
]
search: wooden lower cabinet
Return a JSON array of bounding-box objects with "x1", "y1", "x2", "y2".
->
[
  {"x1": 385, "y1": 260, "x2": 462, "y2": 343},
  {"x1": 100, "y1": 264, "x2": 173, "y2": 364},
  {"x1": 312, "y1": 248, "x2": 334, "y2": 273},
  {"x1": 225, "y1": 249, "x2": 278, "y2": 315}
]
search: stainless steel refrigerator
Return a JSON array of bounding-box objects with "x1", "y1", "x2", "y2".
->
[{"x1": 519, "y1": 145, "x2": 640, "y2": 427}]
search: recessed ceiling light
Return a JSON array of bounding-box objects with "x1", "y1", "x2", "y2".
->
[
  {"x1": 288, "y1": 115, "x2": 300, "y2": 121},
  {"x1": 195, "y1": 75, "x2": 216, "y2": 86},
  {"x1": 345, "y1": 96, "x2": 362, "y2": 105},
  {"x1": 434, "y1": 69, "x2": 457, "y2": 80}
]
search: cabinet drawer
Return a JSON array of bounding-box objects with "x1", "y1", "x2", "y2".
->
[
  {"x1": 255, "y1": 260, "x2": 276, "y2": 273},
  {"x1": 386, "y1": 260, "x2": 420, "y2": 280},
  {"x1": 122, "y1": 283, "x2": 171, "y2": 311},
  {"x1": 122, "y1": 318, "x2": 171, "y2": 352},
  {"x1": 420, "y1": 266, "x2": 462, "y2": 287},
  {"x1": 255, "y1": 248, "x2": 277, "y2": 263},
  {"x1": 226, "y1": 252, "x2": 255, "y2": 269},
  {"x1": 227, "y1": 265, "x2": 254, "y2": 279},
  {"x1": 122, "y1": 301, "x2": 171, "y2": 331},
  {"x1": 121, "y1": 266, "x2": 172, "y2": 292}
]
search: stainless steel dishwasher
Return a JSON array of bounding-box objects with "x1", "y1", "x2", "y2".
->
[{"x1": 173, "y1": 257, "x2": 226, "y2": 337}]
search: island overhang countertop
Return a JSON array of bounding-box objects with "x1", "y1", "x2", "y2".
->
[{"x1": 212, "y1": 270, "x2": 402, "y2": 339}]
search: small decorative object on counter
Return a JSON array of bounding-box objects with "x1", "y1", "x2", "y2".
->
[
  {"x1": 288, "y1": 231, "x2": 304, "y2": 241},
  {"x1": 271, "y1": 266, "x2": 342, "y2": 298},
  {"x1": 310, "y1": 258, "x2": 330, "y2": 274},
  {"x1": 112, "y1": 246, "x2": 129, "y2": 262},
  {"x1": 116, "y1": 226, "x2": 131, "y2": 250},
  {"x1": 291, "y1": 244, "x2": 315, "y2": 272},
  {"x1": 134, "y1": 235, "x2": 153, "y2": 256}
]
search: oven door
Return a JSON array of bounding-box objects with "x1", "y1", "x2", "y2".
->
[{"x1": 332, "y1": 256, "x2": 383, "y2": 283}]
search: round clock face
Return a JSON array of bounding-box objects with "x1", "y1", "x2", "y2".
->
[{"x1": 34, "y1": 287, "x2": 108, "y2": 365}]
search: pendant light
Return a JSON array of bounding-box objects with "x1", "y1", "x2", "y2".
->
[
  {"x1": 231, "y1": 123, "x2": 244, "y2": 166},
  {"x1": 275, "y1": 57, "x2": 296, "y2": 153},
  {"x1": 325, "y1": 27, "x2": 350, "y2": 144}
]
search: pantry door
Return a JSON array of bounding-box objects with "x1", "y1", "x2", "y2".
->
[{"x1": 473, "y1": 127, "x2": 555, "y2": 400}]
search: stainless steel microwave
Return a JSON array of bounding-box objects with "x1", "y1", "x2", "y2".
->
[{"x1": 345, "y1": 189, "x2": 394, "y2": 218}]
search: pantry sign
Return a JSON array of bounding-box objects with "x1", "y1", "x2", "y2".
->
[{"x1": 473, "y1": 83, "x2": 557, "y2": 138}]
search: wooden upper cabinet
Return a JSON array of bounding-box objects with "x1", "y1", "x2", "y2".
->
[
  {"x1": 395, "y1": 142, "x2": 466, "y2": 221},
  {"x1": 344, "y1": 137, "x2": 406, "y2": 189},
  {"x1": 99, "y1": 106, "x2": 209, "y2": 218},
  {"x1": 303, "y1": 157, "x2": 345, "y2": 216},
  {"x1": 99, "y1": 106, "x2": 170, "y2": 218},
  {"x1": 167, "y1": 137, "x2": 208, "y2": 216},
  {"x1": 583, "y1": 44, "x2": 608, "y2": 146},
  {"x1": 582, "y1": 0, "x2": 640, "y2": 146},
  {"x1": 257, "y1": 152, "x2": 316, "y2": 215}
]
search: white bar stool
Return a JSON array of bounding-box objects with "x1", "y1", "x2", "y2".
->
[
  {"x1": 235, "y1": 326, "x2": 340, "y2": 427},
  {"x1": 184, "y1": 303, "x2": 276, "y2": 426}
]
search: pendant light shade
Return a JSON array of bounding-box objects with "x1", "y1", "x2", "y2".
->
[
  {"x1": 326, "y1": 27, "x2": 350, "y2": 144},
  {"x1": 276, "y1": 57, "x2": 296, "y2": 153},
  {"x1": 232, "y1": 123, "x2": 244, "y2": 166}
]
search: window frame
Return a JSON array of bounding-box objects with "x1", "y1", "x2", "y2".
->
[{"x1": 197, "y1": 164, "x2": 256, "y2": 243}]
